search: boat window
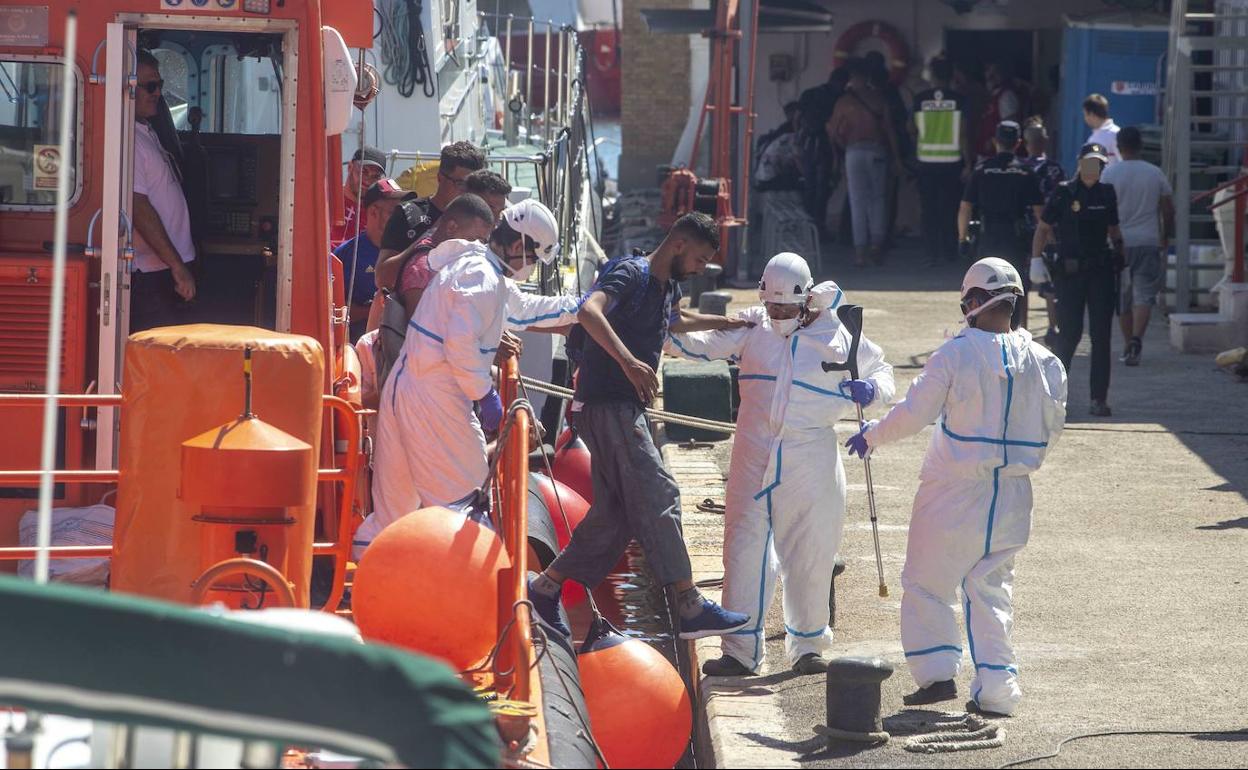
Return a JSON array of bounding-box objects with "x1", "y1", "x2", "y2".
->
[
  {"x1": 0, "y1": 58, "x2": 80, "y2": 208},
  {"x1": 202, "y1": 47, "x2": 283, "y2": 136},
  {"x1": 150, "y1": 47, "x2": 193, "y2": 131}
]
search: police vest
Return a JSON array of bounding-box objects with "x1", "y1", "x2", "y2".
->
[{"x1": 916, "y1": 90, "x2": 961, "y2": 164}]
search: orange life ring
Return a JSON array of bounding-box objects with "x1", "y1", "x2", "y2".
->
[{"x1": 832, "y1": 20, "x2": 910, "y2": 85}]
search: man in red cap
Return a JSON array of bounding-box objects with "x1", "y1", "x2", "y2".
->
[{"x1": 333, "y1": 146, "x2": 386, "y2": 247}]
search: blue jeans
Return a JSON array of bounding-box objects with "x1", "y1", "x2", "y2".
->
[{"x1": 845, "y1": 142, "x2": 888, "y2": 249}]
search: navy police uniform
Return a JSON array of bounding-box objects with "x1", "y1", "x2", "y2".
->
[{"x1": 962, "y1": 122, "x2": 1043, "y2": 285}]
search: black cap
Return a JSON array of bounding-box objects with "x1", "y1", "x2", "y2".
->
[
  {"x1": 1079, "y1": 143, "x2": 1109, "y2": 163},
  {"x1": 351, "y1": 146, "x2": 386, "y2": 170},
  {"x1": 995, "y1": 120, "x2": 1020, "y2": 147},
  {"x1": 361, "y1": 178, "x2": 408, "y2": 209}
]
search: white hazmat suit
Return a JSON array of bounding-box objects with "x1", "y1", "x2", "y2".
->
[
  {"x1": 861, "y1": 326, "x2": 1066, "y2": 715},
  {"x1": 669, "y1": 283, "x2": 895, "y2": 670},
  {"x1": 356, "y1": 238, "x2": 581, "y2": 552}
]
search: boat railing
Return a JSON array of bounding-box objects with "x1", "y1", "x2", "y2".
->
[
  {"x1": 493, "y1": 354, "x2": 533, "y2": 704},
  {"x1": 0, "y1": 393, "x2": 363, "y2": 613}
]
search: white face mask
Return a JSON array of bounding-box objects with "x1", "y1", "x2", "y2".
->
[
  {"x1": 770, "y1": 316, "x2": 801, "y2": 337},
  {"x1": 509, "y1": 260, "x2": 537, "y2": 283}
]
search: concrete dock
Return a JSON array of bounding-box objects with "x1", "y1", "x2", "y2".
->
[{"x1": 669, "y1": 250, "x2": 1248, "y2": 768}]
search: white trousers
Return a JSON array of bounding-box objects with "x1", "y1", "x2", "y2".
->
[
  {"x1": 720, "y1": 435, "x2": 846, "y2": 670},
  {"x1": 900, "y1": 473, "x2": 1032, "y2": 716}
]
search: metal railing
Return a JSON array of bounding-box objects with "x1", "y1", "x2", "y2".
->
[{"x1": 0, "y1": 393, "x2": 363, "y2": 614}]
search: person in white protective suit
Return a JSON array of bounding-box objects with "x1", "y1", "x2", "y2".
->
[
  {"x1": 668, "y1": 252, "x2": 895, "y2": 676},
  {"x1": 355, "y1": 197, "x2": 583, "y2": 554},
  {"x1": 845, "y1": 257, "x2": 1067, "y2": 716}
]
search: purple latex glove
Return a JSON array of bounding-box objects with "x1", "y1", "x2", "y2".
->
[
  {"x1": 838, "y1": 378, "x2": 877, "y2": 406},
  {"x1": 845, "y1": 426, "x2": 871, "y2": 459},
  {"x1": 478, "y1": 387, "x2": 504, "y2": 434}
]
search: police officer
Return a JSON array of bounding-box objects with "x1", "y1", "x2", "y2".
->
[
  {"x1": 1030, "y1": 142, "x2": 1125, "y2": 417},
  {"x1": 913, "y1": 55, "x2": 973, "y2": 266},
  {"x1": 959, "y1": 120, "x2": 1044, "y2": 325}
]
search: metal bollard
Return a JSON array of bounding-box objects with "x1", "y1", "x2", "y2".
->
[
  {"x1": 814, "y1": 656, "x2": 893, "y2": 744},
  {"x1": 698, "y1": 290, "x2": 732, "y2": 316}
]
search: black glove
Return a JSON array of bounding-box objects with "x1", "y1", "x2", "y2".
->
[{"x1": 1111, "y1": 239, "x2": 1126, "y2": 273}]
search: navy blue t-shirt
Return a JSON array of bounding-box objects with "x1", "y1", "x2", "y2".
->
[
  {"x1": 575, "y1": 256, "x2": 682, "y2": 405},
  {"x1": 332, "y1": 232, "x2": 381, "y2": 307}
]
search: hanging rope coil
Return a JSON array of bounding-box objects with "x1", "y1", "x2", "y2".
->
[{"x1": 378, "y1": 0, "x2": 435, "y2": 98}]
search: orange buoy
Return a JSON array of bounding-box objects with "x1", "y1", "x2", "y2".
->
[
  {"x1": 550, "y1": 430, "x2": 593, "y2": 504},
  {"x1": 577, "y1": 615, "x2": 692, "y2": 768},
  {"x1": 353, "y1": 507, "x2": 510, "y2": 670}
]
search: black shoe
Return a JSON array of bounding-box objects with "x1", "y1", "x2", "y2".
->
[
  {"x1": 966, "y1": 699, "x2": 1011, "y2": 718},
  {"x1": 792, "y1": 653, "x2": 830, "y2": 675},
  {"x1": 701, "y1": 655, "x2": 754, "y2": 677},
  {"x1": 1043, "y1": 330, "x2": 1060, "y2": 350},
  {"x1": 903, "y1": 679, "x2": 958, "y2": 706},
  {"x1": 527, "y1": 577, "x2": 570, "y2": 638},
  {"x1": 1123, "y1": 337, "x2": 1142, "y2": 367},
  {"x1": 1089, "y1": 400, "x2": 1112, "y2": 417}
]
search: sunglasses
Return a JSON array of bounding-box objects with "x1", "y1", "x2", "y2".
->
[{"x1": 138, "y1": 79, "x2": 164, "y2": 95}]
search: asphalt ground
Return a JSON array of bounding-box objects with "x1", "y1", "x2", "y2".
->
[{"x1": 689, "y1": 241, "x2": 1248, "y2": 768}]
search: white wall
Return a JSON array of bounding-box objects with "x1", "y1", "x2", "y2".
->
[{"x1": 752, "y1": 0, "x2": 1106, "y2": 134}]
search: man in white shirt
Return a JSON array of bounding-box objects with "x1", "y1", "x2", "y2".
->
[
  {"x1": 1100, "y1": 126, "x2": 1175, "y2": 366},
  {"x1": 130, "y1": 49, "x2": 196, "y2": 333},
  {"x1": 1082, "y1": 93, "x2": 1120, "y2": 166}
]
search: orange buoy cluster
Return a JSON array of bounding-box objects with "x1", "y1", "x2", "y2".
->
[
  {"x1": 577, "y1": 615, "x2": 693, "y2": 768},
  {"x1": 547, "y1": 427, "x2": 593, "y2": 504},
  {"x1": 353, "y1": 507, "x2": 510, "y2": 671}
]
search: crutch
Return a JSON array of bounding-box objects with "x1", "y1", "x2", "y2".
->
[{"x1": 822, "y1": 304, "x2": 888, "y2": 598}]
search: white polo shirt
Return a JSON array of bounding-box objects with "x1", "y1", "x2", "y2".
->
[
  {"x1": 132, "y1": 120, "x2": 195, "y2": 273},
  {"x1": 1085, "y1": 119, "x2": 1121, "y2": 165}
]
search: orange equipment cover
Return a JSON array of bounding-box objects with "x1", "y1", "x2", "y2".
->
[{"x1": 112, "y1": 325, "x2": 324, "y2": 607}]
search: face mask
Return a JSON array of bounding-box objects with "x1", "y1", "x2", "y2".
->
[
  {"x1": 963, "y1": 294, "x2": 1017, "y2": 326},
  {"x1": 509, "y1": 260, "x2": 537, "y2": 283},
  {"x1": 770, "y1": 316, "x2": 801, "y2": 337}
]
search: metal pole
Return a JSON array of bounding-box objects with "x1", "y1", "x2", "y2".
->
[
  {"x1": 558, "y1": 27, "x2": 567, "y2": 130},
  {"x1": 526, "y1": 18, "x2": 535, "y2": 138},
  {"x1": 1176, "y1": 42, "x2": 1193, "y2": 312},
  {"x1": 544, "y1": 21, "x2": 553, "y2": 146},
  {"x1": 35, "y1": 10, "x2": 78, "y2": 585}
]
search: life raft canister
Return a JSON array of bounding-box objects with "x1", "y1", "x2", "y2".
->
[{"x1": 832, "y1": 20, "x2": 910, "y2": 86}]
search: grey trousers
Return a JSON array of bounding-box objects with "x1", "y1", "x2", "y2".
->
[
  {"x1": 550, "y1": 401, "x2": 693, "y2": 588},
  {"x1": 845, "y1": 141, "x2": 888, "y2": 249}
]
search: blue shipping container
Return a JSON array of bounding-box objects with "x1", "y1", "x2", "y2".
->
[{"x1": 1059, "y1": 22, "x2": 1168, "y2": 170}]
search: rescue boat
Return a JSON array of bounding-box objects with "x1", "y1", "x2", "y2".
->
[{"x1": 0, "y1": 0, "x2": 618, "y2": 765}]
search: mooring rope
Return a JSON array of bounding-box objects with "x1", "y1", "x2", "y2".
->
[
  {"x1": 902, "y1": 714, "x2": 1006, "y2": 754},
  {"x1": 519, "y1": 376, "x2": 737, "y2": 434}
]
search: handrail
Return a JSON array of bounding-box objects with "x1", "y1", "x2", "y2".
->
[
  {"x1": 0, "y1": 394, "x2": 365, "y2": 609},
  {"x1": 1192, "y1": 171, "x2": 1248, "y2": 203},
  {"x1": 496, "y1": 356, "x2": 532, "y2": 703}
]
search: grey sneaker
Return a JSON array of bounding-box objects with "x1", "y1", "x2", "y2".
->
[
  {"x1": 1123, "y1": 338, "x2": 1142, "y2": 367},
  {"x1": 792, "y1": 653, "x2": 830, "y2": 675}
]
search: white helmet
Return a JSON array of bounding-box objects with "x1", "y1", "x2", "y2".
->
[
  {"x1": 502, "y1": 198, "x2": 560, "y2": 263},
  {"x1": 961, "y1": 257, "x2": 1023, "y2": 321},
  {"x1": 759, "y1": 252, "x2": 813, "y2": 305}
]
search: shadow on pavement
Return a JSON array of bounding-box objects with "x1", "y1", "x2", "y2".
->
[{"x1": 1196, "y1": 516, "x2": 1248, "y2": 530}]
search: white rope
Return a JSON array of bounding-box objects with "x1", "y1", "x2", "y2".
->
[
  {"x1": 519, "y1": 376, "x2": 737, "y2": 434},
  {"x1": 902, "y1": 714, "x2": 1006, "y2": 754},
  {"x1": 35, "y1": 11, "x2": 78, "y2": 584}
]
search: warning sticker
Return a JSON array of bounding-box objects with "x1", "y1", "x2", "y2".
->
[
  {"x1": 1110, "y1": 81, "x2": 1159, "y2": 96},
  {"x1": 33, "y1": 144, "x2": 61, "y2": 190}
]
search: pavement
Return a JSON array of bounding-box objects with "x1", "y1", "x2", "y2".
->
[{"x1": 669, "y1": 241, "x2": 1248, "y2": 768}]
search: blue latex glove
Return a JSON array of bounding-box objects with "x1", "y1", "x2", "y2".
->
[
  {"x1": 845, "y1": 426, "x2": 871, "y2": 459},
  {"x1": 478, "y1": 387, "x2": 504, "y2": 434},
  {"x1": 838, "y1": 378, "x2": 877, "y2": 406}
]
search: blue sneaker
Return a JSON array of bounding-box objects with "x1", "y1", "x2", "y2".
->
[
  {"x1": 527, "y1": 577, "x2": 571, "y2": 638},
  {"x1": 678, "y1": 600, "x2": 750, "y2": 640}
]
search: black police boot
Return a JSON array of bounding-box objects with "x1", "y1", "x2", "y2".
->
[
  {"x1": 1089, "y1": 400, "x2": 1113, "y2": 417},
  {"x1": 902, "y1": 679, "x2": 958, "y2": 706}
]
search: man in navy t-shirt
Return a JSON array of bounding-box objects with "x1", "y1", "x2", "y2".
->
[
  {"x1": 528, "y1": 213, "x2": 758, "y2": 641},
  {"x1": 334, "y1": 178, "x2": 408, "y2": 342}
]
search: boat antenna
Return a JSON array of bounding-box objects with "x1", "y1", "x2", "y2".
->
[{"x1": 34, "y1": 10, "x2": 79, "y2": 584}]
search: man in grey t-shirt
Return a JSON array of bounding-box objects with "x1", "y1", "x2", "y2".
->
[{"x1": 1101, "y1": 127, "x2": 1174, "y2": 366}]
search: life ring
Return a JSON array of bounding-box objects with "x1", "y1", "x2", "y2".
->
[{"x1": 832, "y1": 20, "x2": 910, "y2": 85}]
